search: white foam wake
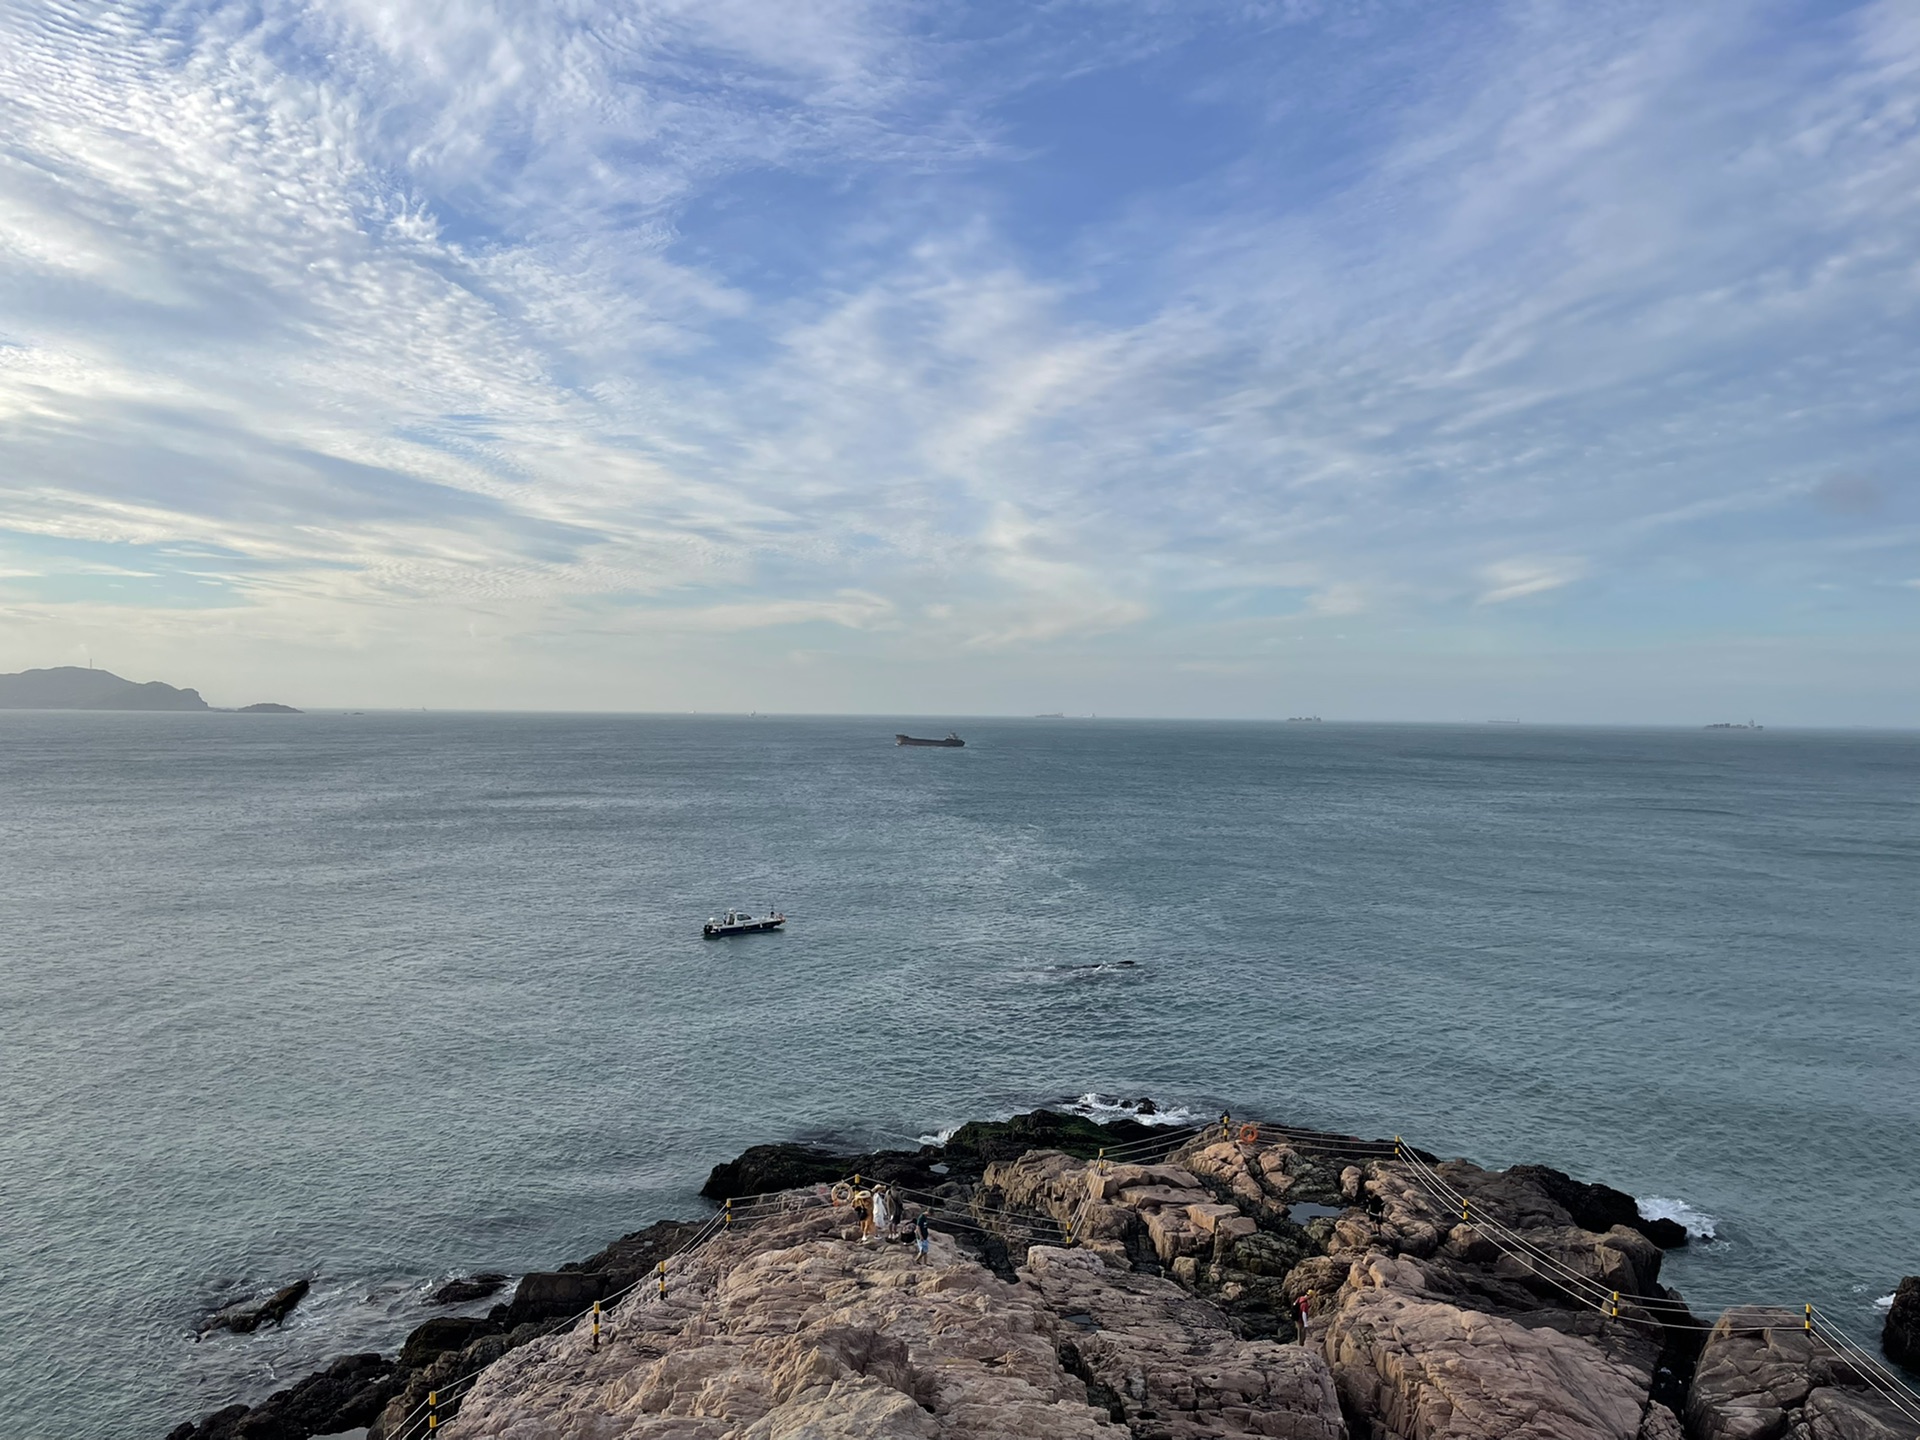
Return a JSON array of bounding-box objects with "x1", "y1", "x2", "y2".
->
[
  {"x1": 916, "y1": 1093, "x2": 1202, "y2": 1147},
  {"x1": 1063, "y1": 1092, "x2": 1204, "y2": 1128},
  {"x1": 1876, "y1": 1293, "x2": 1896, "y2": 1312},
  {"x1": 1637, "y1": 1195, "x2": 1718, "y2": 1240}
]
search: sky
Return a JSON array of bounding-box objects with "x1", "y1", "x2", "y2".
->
[{"x1": 0, "y1": 0, "x2": 1915, "y2": 721}]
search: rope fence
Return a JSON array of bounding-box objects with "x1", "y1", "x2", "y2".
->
[{"x1": 382, "y1": 1115, "x2": 1919, "y2": 1438}]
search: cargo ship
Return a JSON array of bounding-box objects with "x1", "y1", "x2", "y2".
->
[{"x1": 896, "y1": 732, "x2": 965, "y2": 747}]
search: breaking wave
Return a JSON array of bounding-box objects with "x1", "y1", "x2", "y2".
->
[
  {"x1": 1063, "y1": 1093, "x2": 1204, "y2": 1128},
  {"x1": 1637, "y1": 1195, "x2": 1718, "y2": 1240}
]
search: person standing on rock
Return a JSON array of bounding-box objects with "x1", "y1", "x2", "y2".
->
[
  {"x1": 872, "y1": 1186, "x2": 892, "y2": 1239},
  {"x1": 1294, "y1": 1291, "x2": 1313, "y2": 1346},
  {"x1": 855, "y1": 1189, "x2": 875, "y2": 1243},
  {"x1": 914, "y1": 1211, "x2": 932, "y2": 1265}
]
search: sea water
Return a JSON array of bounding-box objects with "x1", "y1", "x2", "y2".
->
[{"x1": 0, "y1": 713, "x2": 1914, "y2": 1438}]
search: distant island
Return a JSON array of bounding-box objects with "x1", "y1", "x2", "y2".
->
[{"x1": 0, "y1": 666, "x2": 298, "y2": 713}]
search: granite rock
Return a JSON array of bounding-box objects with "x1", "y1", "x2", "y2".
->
[
  {"x1": 1884, "y1": 1276, "x2": 1920, "y2": 1371},
  {"x1": 1686, "y1": 1309, "x2": 1913, "y2": 1440}
]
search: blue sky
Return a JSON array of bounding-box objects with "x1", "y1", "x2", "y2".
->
[{"x1": 0, "y1": 0, "x2": 1914, "y2": 719}]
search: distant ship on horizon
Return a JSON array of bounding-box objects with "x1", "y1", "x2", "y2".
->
[
  {"x1": 896, "y1": 732, "x2": 965, "y2": 747},
  {"x1": 1286, "y1": 715, "x2": 1322, "y2": 723},
  {"x1": 1705, "y1": 720, "x2": 1764, "y2": 730}
]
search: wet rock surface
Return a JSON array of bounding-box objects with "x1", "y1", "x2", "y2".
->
[
  {"x1": 1885, "y1": 1276, "x2": 1920, "y2": 1371},
  {"x1": 428, "y1": 1274, "x2": 507, "y2": 1306},
  {"x1": 199, "y1": 1280, "x2": 312, "y2": 1338},
  {"x1": 165, "y1": 1353, "x2": 396, "y2": 1440}
]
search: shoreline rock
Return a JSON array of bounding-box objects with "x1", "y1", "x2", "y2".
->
[
  {"x1": 165, "y1": 1109, "x2": 1912, "y2": 1440},
  {"x1": 164, "y1": 1354, "x2": 394, "y2": 1440},
  {"x1": 428, "y1": 1273, "x2": 508, "y2": 1306},
  {"x1": 1886, "y1": 1275, "x2": 1920, "y2": 1370}
]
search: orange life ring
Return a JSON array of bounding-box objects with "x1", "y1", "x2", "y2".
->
[{"x1": 1237, "y1": 1122, "x2": 1261, "y2": 1145}]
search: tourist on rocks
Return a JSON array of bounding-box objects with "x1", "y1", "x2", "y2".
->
[
  {"x1": 872, "y1": 1185, "x2": 892, "y2": 1239},
  {"x1": 1294, "y1": 1291, "x2": 1313, "y2": 1345},
  {"x1": 914, "y1": 1211, "x2": 932, "y2": 1265},
  {"x1": 855, "y1": 1189, "x2": 875, "y2": 1243}
]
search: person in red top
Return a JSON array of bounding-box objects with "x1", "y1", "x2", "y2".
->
[{"x1": 1294, "y1": 1291, "x2": 1313, "y2": 1345}]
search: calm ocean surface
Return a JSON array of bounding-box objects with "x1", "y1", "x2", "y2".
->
[{"x1": 1, "y1": 714, "x2": 1915, "y2": 1438}]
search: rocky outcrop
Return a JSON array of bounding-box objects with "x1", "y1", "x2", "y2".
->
[
  {"x1": 701, "y1": 1142, "x2": 932, "y2": 1200},
  {"x1": 698, "y1": 1109, "x2": 1140, "y2": 1202},
  {"x1": 429, "y1": 1272, "x2": 508, "y2": 1305},
  {"x1": 447, "y1": 1203, "x2": 1346, "y2": 1440},
  {"x1": 945, "y1": 1109, "x2": 1158, "y2": 1165},
  {"x1": 1025, "y1": 1245, "x2": 1346, "y2": 1438},
  {"x1": 168, "y1": 1112, "x2": 1918, "y2": 1440},
  {"x1": 1506, "y1": 1165, "x2": 1689, "y2": 1251},
  {"x1": 399, "y1": 1315, "x2": 502, "y2": 1368},
  {"x1": 164, "y1": 1353, "x2": 398, "y2": 1440},
  {"x1": 500, "y1": 1216, "x2": 710, "y2": 1327},
  {"x1": 448, "y1": 1205, "x2": 1123, "y2": 1438},
  {"x1": 199, "y1": 1280, "x2": 311, "y2": 1337},
  {"x1": 1687, "y1": 1309, "x2": 1913, "y2": 1440},
  {"x1": 1322, "y1": 1249, "x2": 1670, "y2": 1440},
  {"x1": 1885, "y1": 1276, "x2": 1920, "y2": 1371}
]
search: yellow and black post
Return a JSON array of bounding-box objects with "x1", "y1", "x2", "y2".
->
[
  {"x1": 1610, "y1": 1291, "x2": 1620, "y2": 1319},
  {"x1": 1804, "y1": 1304, "x2": 1812, "y2": 1334},
  {"x1": 725, "y1": 1198, "x2": 733, "y2": 1230},
  {"x1": 427, "y1": 1390, "x2": 438, "y2": 1433},
  {"x1": 592, "y1": 1299, "x2": 601, "y2": 1351}
]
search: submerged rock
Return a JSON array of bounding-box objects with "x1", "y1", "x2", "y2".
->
[{"x1": 199, "y1": 1279, "x2": 310, "y2": 1337}]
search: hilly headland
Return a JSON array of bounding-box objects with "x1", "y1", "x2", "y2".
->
[{"x1": 0, "y1": 666, "x2": 297, "y2": 712}]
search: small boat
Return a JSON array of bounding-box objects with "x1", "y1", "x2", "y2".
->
[
  {"x1": 896, "y1": 732, "x2": 965, "y2": 747},
  {"x1": 703, "y1": 908, "x2": 786, "y2": 938}
]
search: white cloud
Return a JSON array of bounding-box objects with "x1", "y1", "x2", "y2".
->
[
  {"x1": 1476, "y1": 558, "x2": 1589, "y2": 606},
  {"x1": 0, "y1": 0, "x2": 1915, "y2": 712}
]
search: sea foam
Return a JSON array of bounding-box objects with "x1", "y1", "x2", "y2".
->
[
  {"x1": 1064, "y1": 1092, "x2": 1204, "y2": 1128},
  {"x1": 1637, "y1": 1195, "x2": 1718, "y2": 1240}
]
